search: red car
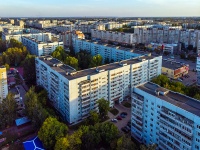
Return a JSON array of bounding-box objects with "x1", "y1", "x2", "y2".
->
[{"x1": 116, "y1": 116, "x2": 122, "y2": 120}]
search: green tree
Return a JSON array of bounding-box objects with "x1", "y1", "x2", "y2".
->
[
  {"x1": 89, "y1": 54, "x2": 103, "y2": 67},
  {"x1": 22, "y1": 54, "x2": 36, "y2": 85},
  {"x1": 80, "y1": 125, "x2": 101, "y2": 150},
  {"x1": 0, "y1": 38, "x2": 7, "y2": 53},
  {"x1": 4, "y1": 63, "x2": 10, "y2": 71},
  {"x1": 99, "y1": 122, "x2": 119, "y2": 145},
  {"x1": 67, "y1": 129, "x2": 82, "y2": 150},
  {"x1": 24, "y1": 87, "x2": 48, "y2": 128},
  {"x1": 97, "y1": 98, "x2": 110, "y2": 119},
  {"x1": 54, "y1": 137, "x2": 70, "y2": 150},
  {"x1": 116, "y1": 135, "x2": 137, "y2": 150},
  {"x1": 64, "y1": 56, "x2": 78, "y2": 70},
  {"x1": 76, "y1": 50, "x2": 92, "y2": 69},
  {"x1": 9, "y1": 38, "x2": 24, "y2": 49},
  {"x1": 38, "y1": 117, "x2": 68, "y2": 149},
  {"x1": 194, "y1": 94, "x2": 200, "y2": 100},
  {"x1": 89, "y1": 110, "x2": 100, "y2": 125},
  {"x1": 0, "y1": 93, "x2": 17, "y2": 129},
  {"x1": 52, "y1": 46, "x2": 68, "y2": 61},
  {"x1": 151, "y1": 74, "x2": 170, "y2": 87}
]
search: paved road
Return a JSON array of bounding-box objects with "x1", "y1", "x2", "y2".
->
[
  {"x1": 16, "y1": 85, "x2": 26, "y2": 103},
  {"x1": 108, "y1": 103, "x2": 131, "y2": 132}
]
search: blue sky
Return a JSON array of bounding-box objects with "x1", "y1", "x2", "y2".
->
[{"x1": 0, "y1": 0, "x2": 199, "y2": 17}]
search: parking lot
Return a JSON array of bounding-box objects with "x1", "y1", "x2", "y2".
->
[
  {"x1": 108, "y1": 102, "x2": 131, "y2": 133},
  {"x1": 181, "y1": 70, "x2": 197, "y2": 86}
]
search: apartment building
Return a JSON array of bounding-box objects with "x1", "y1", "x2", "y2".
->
[
  {"x1": 73, "y1": 39, "x2": 150, "y2": 63},
  {"x1": 196, "y1": 56, "x2": 200, "y2": 86},
  {"x1": 131, "y1": 82, "x2": 200, "y2": 149},
  {"x1": 0, "y1": 66, "x2": 8, "y2": 103},
  {"x1": 35, "y1": 55, "x2": 162, "y2": 124},
  {"x1": 22, "y1": 36, "x2": 63, "y2": 56},
  {"x1": 61, "y1": 30, "x2": 85, "y2": 47},
  {"x1": 134, "y1": 26, "x2": 200, "y2": 51},
  {"x1": 2, "y1": 29, "x2": 52, "y2": 43},
  {"x1": 91, "y1": 29, "x2": 136, "y2": 45},
  {"x1": 162, "y1": 58, "x2": 189, "y2": 79}
]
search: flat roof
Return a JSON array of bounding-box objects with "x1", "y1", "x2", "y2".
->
[
  {"x1": 38, "y1": 55, "x2": 156, "y2": 80},
  {"x1": 137, "y1": 82, "x2": 200, "y2": 117},
  {"x1": 162, "y1": 59, "x2": 188, "y2": 70}
]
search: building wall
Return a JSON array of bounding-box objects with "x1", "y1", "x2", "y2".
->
[
  {"x1": 35, "y1": 56, "x2": 162, "y2": 124},
  {"x1": 91, "y1": 29, "x2": 135, "y2": 45},
  {"x1": 131, "y1": 84, "x2": 200, "y2": 149},
  {"x1": 73, "y1": 39, "x2": 144, "y2": 63},
  {"x1": 22, "y1": 36, "x2": 63, "y2": 56},
  {"x1": 196, "y1": 57, "x2": 200, "y2": 86},
  {"x1": 162, "y1": 67, "x2": 174, "y2": 79},
  {"x1": 0, "y1": 67, "x2": 8, "y2": 102}
]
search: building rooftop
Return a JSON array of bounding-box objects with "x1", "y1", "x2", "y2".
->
[
  {"x1": 38, "y1": 55, "x2": 157, "y2": 80},
  {"x1": 137, "y1": 82, "x2": 200, "y2": 117},
  {"x1": 162, "y1": 58, "x2": 189, "y2": 70}
]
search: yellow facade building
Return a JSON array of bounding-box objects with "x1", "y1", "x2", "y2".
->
[
  {"x1": 0, "y1": 66, "x2": 8, "y2": 102},
  {"x1": 162, "y1": 59, "x2": 189, "y2": 79}
]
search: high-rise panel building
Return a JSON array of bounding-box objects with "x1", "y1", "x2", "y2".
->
[
  {"x1": 35, "y1": 55, "x2": 162, "y2": 124},
  {"x1": 0, "y1": 66, "x2": 8, "y2": 102},
  {"x1": 131, "y1": 82, "x2": 200, "y2": 149}
]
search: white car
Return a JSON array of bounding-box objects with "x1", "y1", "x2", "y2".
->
[
  {"x1": 177, "y1": 78, "x2": 183, "y2": 82},
  {"x1": 111, "y1": 119, "x2": 118, "y2": 122}
]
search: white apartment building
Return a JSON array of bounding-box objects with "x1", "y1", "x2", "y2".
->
[
  {"x1": 134, "y1": 26, "x2": 200, "y2": 51},
  {"x1": 22, "y1": 36, "x2": 63, "y2": 56},
  {"x1": 131, "y1": 82, "x2": 200, "y2": 149},
  {"x1": 2, "y1": 30, "x2": 52, "y2": 43},
  {"x1": 35, "y1": 55, "x2": 162, "y2": 124},
  {"x1": 73, "y1": 39, "x2": 150, "y2": 63},
  {"x1": 105, "y1": 22, "x2": 123, "y2": 30},
  {"x1": 0, "y1": 66, "x2": 8, "y2": 103},
  {"x1": 196, "y1": 57, "x2": 200, "y2": 86},
  {"x1": 91, "y1": 29, "x2": 136, "y2": 45}
]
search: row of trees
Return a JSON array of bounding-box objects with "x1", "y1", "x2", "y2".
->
[
  {"x1": 24, "y1": 86, "x2": 57, "y2": 129},
  {"x1": 51, "y1": 47, "x2": 103, "y2": 70},
  {"x1": 152, "y1": 74, "x2": 200, "y2": 100},
  {"x1": 0, "y1": 38, "x2": 36, "y2": 85},
  {"x1": 38, "y1": 116, "x2": 137, "y2": 150},
  {"x1": 0, "y1": 93, "x2": 17, "y2": 130},
  {"x1": 38, "y1": 98, "x2": 155, "y2": 150}
]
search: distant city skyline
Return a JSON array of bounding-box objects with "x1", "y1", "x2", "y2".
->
[{"x1": 0, "y1": 0, "x2": 200, "y2": 17}]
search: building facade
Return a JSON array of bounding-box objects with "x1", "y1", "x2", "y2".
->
[
  {"x1": 196, "y1": 57, "x2": 200, "y2": 86},
  {"x1": 0, "y1": 66, "x2": 8, "y2": 103},
  {"x1": 73, "y1": 39, "x2": 150, "y2": 63},
  {"x1": 22, "y1": 36, "x2": 63, "y2": 56},
  {"x1": 162, "y1": 58, "x2": 189, "y2": 79},
  {"x1": 131, "y1": 82, "x2": 200, "y2": 149},
  {"x1": 35, "y1": 55, "x2": 162, "y2": 124},
  {"x1": 91, "y1": 29, "x2": 136, "y2": 45}
]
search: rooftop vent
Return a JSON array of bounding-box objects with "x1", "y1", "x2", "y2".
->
[{"x1": 96, "y1": 67, "x2": 105, "y2": 73}]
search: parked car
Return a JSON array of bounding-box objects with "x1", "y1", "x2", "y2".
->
[
  {"x1": 116, "y1": 116, "x2": 122, "y2": 120},
  {"x1": 121, "y1": 127, "x2": 129, "y2": 133},
  {"x1": 111, "y1": 119, "x2": 118, "y2": 123},
  {"x1": 120, "y1": 114, "x2": 126, "y2": 118},
  {"x1": 121, "y1": 112, "x2": 128, "y2": 115},
  {"x1": 177, "y1": 78, "x2": 183, "y2": 82}
]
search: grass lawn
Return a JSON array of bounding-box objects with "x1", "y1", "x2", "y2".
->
[
  {"x1": 109, "y1": 108, "x2": 119, "y2": 116},
  {"x1": 123, "y1": 102, "x2": 131, "y2": 108}
]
